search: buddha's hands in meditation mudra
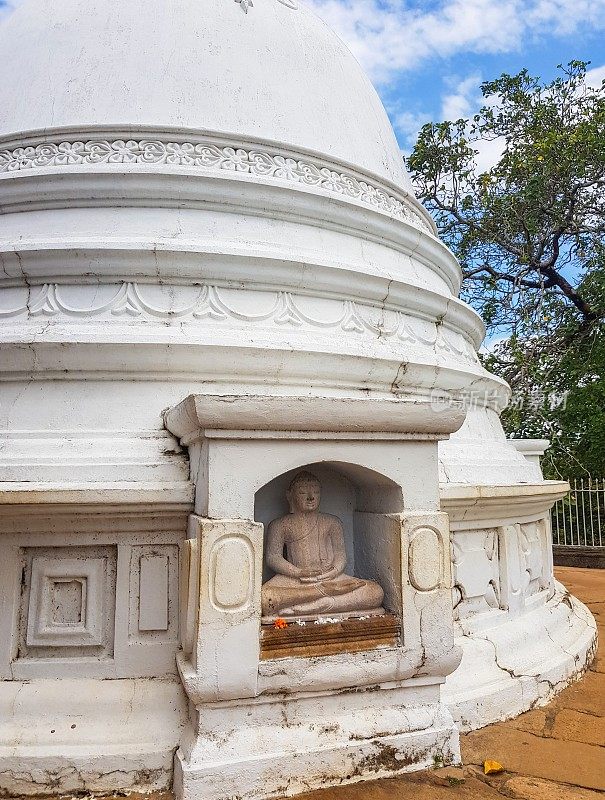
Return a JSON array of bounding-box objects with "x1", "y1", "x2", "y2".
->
[{"x1": 261, "y1": 471, "x2": 385, "y2": 621}]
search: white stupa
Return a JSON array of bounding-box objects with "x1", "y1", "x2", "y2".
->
[{"x1": 0, "y1": 0, "x2": 595, "y2": 797}]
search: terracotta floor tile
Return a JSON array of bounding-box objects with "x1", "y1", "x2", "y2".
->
[
  {"x1": 550, "y1": 707, "x2": 605, "y2": 745},
  {"x1": 461, "y1": 725, "x2": 604, "y2": 791},
  {"x1": 499, "y1": 775, "x2": 604, "y2": 800}
]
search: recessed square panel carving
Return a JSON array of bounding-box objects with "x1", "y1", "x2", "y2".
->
[
  {"x1": 19, "y1": 545, "x2": 116, "y2": 660},
  {"x1": 27, "y1": 557, "x2": 105, "y2": 647},
  {"x1": 51, "y1": 579, "x2": 84, "y2": 624}
]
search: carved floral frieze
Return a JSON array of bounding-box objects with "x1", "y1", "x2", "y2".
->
[
  {"x1": 0, "y1": 138, "x2": 432, "y2": 233},
  {"x1": 0, "y1": 282, "x2": 479, "y2": 364}
]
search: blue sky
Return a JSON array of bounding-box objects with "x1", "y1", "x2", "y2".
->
[
  {"x1": 305, "y1": 0, "x2": 605, "y2": 156},
  {"x1": 302, "y1": 0, "x2": 605, "y2": 347}
]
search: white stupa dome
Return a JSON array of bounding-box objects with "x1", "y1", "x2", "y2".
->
[
  {"x1": 0, "y1": 0, "x2": 528, "y2": 488},
  {"x1": 0, "y1": 0, "x2": 411, "y2": 190}
]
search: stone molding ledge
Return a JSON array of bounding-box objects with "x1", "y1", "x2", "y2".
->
[
  {"x1": 0, "y1": 205, "x2": 460, "y2": 303},
  {"x1": 0, "y1": 170, "x2": 462, "y2": 296},
  {"x1": 0, "y1": 144, "x2": 465, "y2": 298},
  {"x1": 0, "y1": 341, "x2": 509, "y2": 408},
  {"x1": 442, "y1": 482, "x2": 569, "y2": 528},
  {"x1": 0, "y1": 127, "x2": 434, "y2": 234},
  {"x1": 0, "y1": 482, "x2": 194, "y2": 508}
]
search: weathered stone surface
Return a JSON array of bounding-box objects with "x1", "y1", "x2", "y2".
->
[
  {"x1": 14, "y1": 569, "x2": 594, "y2": 800},
  {"x1": 550, "y1": 708, "x2": 605, "y2": 747},
  {"x1": 500, "y1": 776, "x2": 604, "y2": 800},
  {"x1": 508, "y1": 710, "x2": 548, "y2": 737},
  {"x1": 462, "y1": 723, "x2": 604, "y2": 790},
  {"x1": 432, "y1": 766, "x2": 466, "y2": 786}
]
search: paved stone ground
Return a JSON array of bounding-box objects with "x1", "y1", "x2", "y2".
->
[{"x1": 5, "y1": 567, "x2": 603, "y2": 800}]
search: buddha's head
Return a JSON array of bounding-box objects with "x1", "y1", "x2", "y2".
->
[{"x1": 287, "y1": 471, "x2": 321, "y2": 514}]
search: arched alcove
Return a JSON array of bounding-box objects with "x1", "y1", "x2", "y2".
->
[{"x1": 254, "y1": 461, "x2": 404, "y2": 615}]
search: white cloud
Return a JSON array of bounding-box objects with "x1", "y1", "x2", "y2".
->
[
  {"x1": 390, "y1": 108, "x2": 432, "y2": 146},
  {"x1": 527, "y1": 0, "x2": 605, "y2": 34},
  {"x1": 586, "y1": 64, "x2": 605, "y2": 88},
  {"x1": 390, "y1": 72, "x2": 508, "y2": 161},
  {"x1": 440, "y1": 73, "x2": 482, "y2": 120},
  {"x1": 474, "y1": 136, "x2": 506, "y2": 173},
  {"x1": 307, "y1": 0, "x2": 522, "y2": 82},
  {"x1": 307, "y1": 0, "x2": 605, "y2": 83},
  {"x1": 439, "y1": 76, "x2": 506, "y2": 170}
]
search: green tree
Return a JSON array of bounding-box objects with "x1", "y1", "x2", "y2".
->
[
  {"x1": 407, "y1": 61, "x2": 605, "y2": 337},
  {"x1": 407, "y1": 62, "x2": 605, "y2": 478},
  {"x1": 483, "y1": 252, "x2": 605, "y2": 478}
]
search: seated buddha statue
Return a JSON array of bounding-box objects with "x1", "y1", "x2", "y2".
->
[{"x1": 261, "y1": 471, "x2": 385, "y2": 621}]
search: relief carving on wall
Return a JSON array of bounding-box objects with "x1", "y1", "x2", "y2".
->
[
  {"x1": 19, "y1": 546, "x2": 117, "y2": 659},
  {"x1": 519, "y1": 521, "x2": 551, "y2": 597},
  {"x1": 0, "y1": 283, "x2": 479, "y2": 366},
  {"x1": 497, "y1": 519, "x2": 552, "y2": 616},
  {"x1": 209, "y1": 535, "x2": 255, "y2": 613},
  {"x1": 452, "y1": 529, "x2": 500, "y2": 618},
  {"x1": 0, "y1": 138, "x2": 431, "y2": 232},
  {"x1": 408, "y1": 526, "x2": 444, "y2": 592}
]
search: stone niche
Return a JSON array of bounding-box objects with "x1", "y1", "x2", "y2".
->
[
  {"x1": 165, "y1": 393, "x2": 466, "y2": 800},
  {"x1": 254, "y1": 462, "x2": 403, "y2": 596},
  {"x1": 255, "y1": 463, "x2": 404, "y2": 657}
]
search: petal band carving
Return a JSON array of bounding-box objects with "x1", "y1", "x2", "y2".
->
[
  {"x1": 0, "y1": 137, "x2": 432, "y2": 233},
  {"x1": 0, "y1": 282, "x2": 479, "y2": 365}
]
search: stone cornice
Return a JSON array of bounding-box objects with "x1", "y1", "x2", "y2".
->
[
  {"x1": 442, "y1": 481, "x2": 569, "y2": 528},
  {"x1": 0, "y1": 482, "x2": 194, "y2": 508},
  {"x1": 0, "y1": 183, "x2": 462, "y2": 296},
  {"x1": 0, "y1": 337, "x2": 507, "y2": 409},
  {"x1": 164, "y1": 394, "x2": 468, "y2": 442}
]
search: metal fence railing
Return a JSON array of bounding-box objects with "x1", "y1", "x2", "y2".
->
[{"x1": 552, "y1": 478, "x2": 605, "y2": 547}]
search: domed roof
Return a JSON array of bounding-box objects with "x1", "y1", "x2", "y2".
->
[{"x1": 0, "y1": 0, "x2": 411, "y2": 190}]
